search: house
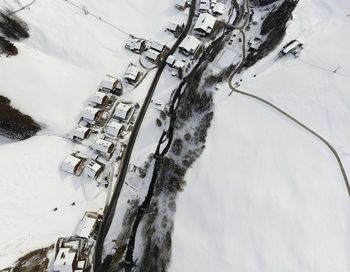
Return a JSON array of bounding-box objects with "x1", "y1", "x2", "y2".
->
[
  {"x1": 167, "y1": 21, "x2": 185, "y2": 36},
  {"x1": 113, "y1": 102, "x2": 132, "y2": 122},
  {"x1": 194, "y1": 13, "x2": 216, "y2": 37},
  {"x1": 75, "y1": 212, "x2": 101, "y2": 239},
  {"x1": 280, "y1": 40, "x2": 303, "y2": 57},
  {"x1": 84, "y1": 160, "x2": 104, "y2": 179},
  {"x1": 61, "y1": 155, "x2": 84, "y2": 175},
  {"x1": 81, "y1": 106, "x2": 101, "y2": 123},
  {"x1": 175, "y1": 0, "x2": 190, "y2": 10},
  {"x1": 53, "y1": 248, "x2": 76, "y2": 272},
  {"x1": 173, "y1": 60, "x2": 186, "y2": 78},
  {"x1": 125, "y1": 37, "x2": 146, "y2": 53},
  {"x1": 212, "y1": 2, "x2": 225, "y2": 16},
  {"x1": 71, "y1": 125, "x2": 91, "y2": 140},
  {"x1": 106, "y1": 120, "x2": 124, "y2": 137},
  {"x1": 199, "y1": 0, "x2": 210, "y2": 13},
  {"x1": 179, "y1": 35, "x2": 201, "y2": 56},
  {"x1": 90, "y1": 91, "x2": 108, "y2": 106},
  {"x1": 166, "y1": 55, "x2": 176, "y2": 66},
  {"x1": 124, "y1": 63, "x2": 141, "y2": 84},
  {"x1": 100, "y1": 78, "x2": 123, "y2": 94},
  {"x1": 92, "y1": 138, "x2": 115, "y2": 154},
  {"x1": 150, "y1": 40, "x2": 167, "y2": 53},
  {"x1": 249, "y1": 39, "x2": 260, "y2": 51},
  {"x1": 144, "y1": 49, "x2": 161, "y2": 64}
]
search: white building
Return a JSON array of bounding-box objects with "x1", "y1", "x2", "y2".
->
[
  {"x1": 212, "y1": 2, "x2": 225, "y2": 16},
  {"x1": 61, "y1": 155, "x2": 84, "y2": 175},
  {"x1": 71, "y1": 125, "x2": 90, "y2": 140},
  {"x1": 124, "y1": 63, "x2": 141, "y2": 84},
  {"x1": 92, "y1": 138, "x2": 114, "y2": 154},
  {"x1": 144, "y1": 49, "x2": 161, "y2": 63},
  {"x1": 81, "y1": 106, "x2": 101, "y2": 123},
  {"x1": 84, "y1": 160, "x2": 104, "y2": 179},
  {"x1": 150, "y1": 40, "x2": 167, "y2": 52},
  {"x1": 166, "y1": 55, "x2": 176, "y2": 66},
  {"x1": 106, "y1": 120, "x2": 124, "y2": 137},
  {"x1": 90, "y1": 91, "x2": 108, "y2": 105},
  {"x1": 194, "y1": 13, "x2": 216, "y2": 37},
  {"x1": 53, "y1": 248, "x2": 76, "y2": 272},
  {"x1": 125, "y1": 37, "x2": 146, "y2": 53},
  {"x1": 167, "y1": 21, "x2": 185, "y2": 34},
  {"x1": 179, "y1": 35, "x2": 201, "y2": 56},
  {"x1": 113, "y1": 103, "x2": 132, "y2": 122},
  {"x1": 75, "y1": 212, "x2": 99, "y2": 239},
  {"x1": 199, "y1": 0, "x2": 210, "y2": 13}
]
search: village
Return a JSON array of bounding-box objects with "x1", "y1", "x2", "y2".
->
[{"x1": 51, "y1": 0, "x2": 305, "y2": 271}]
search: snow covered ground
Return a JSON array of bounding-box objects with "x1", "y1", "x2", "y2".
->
[
  {"x1": 0, "y1": 0, "x2": 179, "y2": 267},
  {"x1": 171, "y1": 0, "x2": 350, "y2": 271}
]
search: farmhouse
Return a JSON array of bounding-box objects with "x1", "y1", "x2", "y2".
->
[
  {"x1": 61, "y1": 154, "x2": 84, "y2": 175},
  {"x1": 167, "y1": 21, "x2": 185, "y2": 36},
  {"x1": 71, "y1": 125, "x2": 90, "y2": 140},
  {"x1": 92, "y1": 138, "x2": 115, "y2": 154},
  {"x1": 144, "y1": 49, "x2": 161, "y2": 63},
  {"x1": 124, "y1": 63, "x2": 141, "y2": 84},
  {"x1": 179, "y1": 35, "x2": 201, "y2": 56},
  {"x1": 212, "y1": 2, "x2": 225, "y2": 16},
  {"x1": 150, "y1": 40, "x2": 167, "y2": 53},
  {"x1": 113, "y1": 102, "x2": 133, "y2": 122},
  {"x1": 53, "y1": 248, "x2": 76, "y2": 272},
  {"x1": 194, "y1": 13, "x2": 216, "y2": 37},
  {"x1": 106, "y1": 120, "x2": 124, "y2": 137},
  {"x1": 84, "y1": 160, "x2": 104, "y2": 179},
  {"x1": 90, "y1": 91, "x2": 108, "y2": 106},
  {"x1": 125, "y1": 37, "x2": 146, "y2": 53},
  {"x1": 75, "y1": 212, "x2": 101, "y2": 239},
  {"x1": 100, "y1": 78, "x2": 122, "y2": 94},
  {"x1": 81, "y1": 106, "x2": 101, "y2": 123}
]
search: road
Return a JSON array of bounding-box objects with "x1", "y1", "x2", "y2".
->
[
  {"x1": 93, "y1": 0, "x2": 197, "y2": 270},
  {"x1": 227, "y1": 1, "x2": 350, "y2": 197}
]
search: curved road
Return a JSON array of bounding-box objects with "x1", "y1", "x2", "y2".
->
[
  {"x1": 227, "y1": 1, "x2": 350, "y2": 197},
  {"x1": 93, "y1": 1, "x2": 196, "y2": 270}
]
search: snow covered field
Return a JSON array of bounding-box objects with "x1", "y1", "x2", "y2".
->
[
  {"x1": 171, "y1": 0, "x2": 350, "y2": 271},
  {"x1": 0, "y1": 0, "x2": 178, "y2": 267}
]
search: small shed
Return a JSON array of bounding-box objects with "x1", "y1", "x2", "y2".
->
[
  {"x1": 212, "y1": 2, "x2": 225, "y2": 16},
  {"x1": 81, "y1": 106, "x2": 101, "y2": 123},
  {"x1": 150, "y1": 40, "x2": 167, "y2": 52},
  {"x1": 194, "y1": 13, "x2": 216, "y2": 37},
  {"x1": 85, "y1": 160, "x2": 104, "y2": 179},
  {"x1": 179, "y1": 35, "x2": 201, "y2": 56},
  {"x1": 71, "y1": 125, "x2": 91, "y2": 140},
  {"x1": 92, "y1": 138, "x2": 115, "y2": 154},
  {"x1": 166, "y1": 55, "x2": 176, "y2": 66},
  {"x1": 144, "y1": 49, "x2": 161, "y2": 63},
  {"x1": 61, "y1": 155, "x2": 84, "y2": 175},
  {"x1": 124, "y1": 63, "x2": 141, "y2": 84},
  {"x1": 113, "y1": 103, "x2": 132, "y2": 121},
  {"x1": 106, "y1": 120, "x2": 124, "y2": 137},
  {"x1": 90, "y1": 91, "x2": 108, "y2": 105},
  {"x1": 53, "y1": 248, "x2": 76, "y2": 272}
]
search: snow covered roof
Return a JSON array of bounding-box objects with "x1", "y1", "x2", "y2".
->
[
  {"x1": 71, "y1": 125, "x2": 90, "y2": 139},
  {"x1": 174, "y1": 60, "x2": 186, "y2": 69},
  {"x1": 124, "y1": 64, "x2": 140, "y2": 82},
  {"x1": 114, "y1": 103, "x2": 131, "y2": 120},
  {"x1": 166, "y1": 55, "x2": 176, "y2": 66},
  {"x1": 199, "y1": 1, "x2": 210, "y2": 12},
  {"x1": 53, "y1": 248, "x2": 76, "y2": 269},
  {"x1": 167, "y1": 21, "x2": 184, "y2": 32},
  {"x1": 249, "y1": 39, "x2": 260, "y2": 50},
  {"x1": 125, "y1": 38, "x2": 145, "y2": 51},
  {"x1": 75, "y1": 213, "x2": 97, "y2": 238},
  {"x1": 194, "y1": 13, "x2": 216, "y2": 35},
  {"x1": 150, "y1": 40, "x2": 166, "y2": 52},
  {"x1": 90, "y1": 91, "x2": 107, "y2": 105},
  {"x1": 85, "y1": 160, "x2": 103, "y2": 179},
  {"x1": 179, "y1": 35, "x2": 201, "y2": 55},
  {"x1": 144, "y1": 49, "x2": 161, "y2": 61},
  {"x1": 61, "y1": 155, "x2": 83, "y2": 174},
  {"x1": 107, "y1": 120, "x2": 124, "y2": 137},
  {"x1": 92, "y1": 138, "x2": 114, "y2": 154},
  {"x1": 212, "y1": 2, "x2": 225, "y2": 15},
  {"x1": 81, "y1": 106, "x2": 100, "y2": 121},
  {"x1": 100, "y1": 78, "x2": 116, "y2": 91}
]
